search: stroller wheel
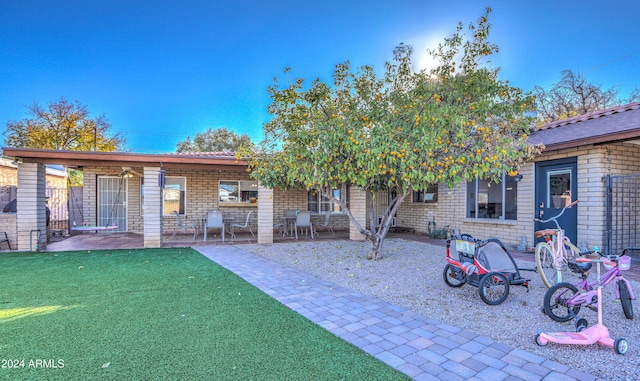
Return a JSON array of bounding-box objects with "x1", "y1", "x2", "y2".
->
[
  {"x1": 479, "y1": 272, "x2": 509, "y2": 305},
  {"x1": 443, "y1": 264, "x2": 466, "y2": 288}
]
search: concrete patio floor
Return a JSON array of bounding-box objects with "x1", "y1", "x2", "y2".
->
[{"x1": 43, "y1": 228, "x2": 352, "y2": 252}]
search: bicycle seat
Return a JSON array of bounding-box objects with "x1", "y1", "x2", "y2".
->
[
  {"x1": 534, "y1": 229, "x2": 557, "y2": 238},
  {"x1": 568, "y1": 260, "x2": 592, "y2": 276}
]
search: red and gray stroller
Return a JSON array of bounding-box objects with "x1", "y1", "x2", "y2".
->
[{"x1": 444, "y1": 234, "x2": 530, "y2": 305}]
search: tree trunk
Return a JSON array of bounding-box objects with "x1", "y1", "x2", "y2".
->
[{"x1": 366, "y1": 233, "x2": 385, "y2": 260}]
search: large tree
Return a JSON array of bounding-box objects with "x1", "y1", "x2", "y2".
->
[
  {"x1": 176, "y1": 127, "x2": 252, "y2": 152},
  {"x1": 532, "y1": 70, "x2": 639, "y2": 125},
  {"x1": 245, "y1": 8, "x2": 540, "y2": 260},
  {"x1": 4, "y1": 97, "x2": 124, "y2": 151}
]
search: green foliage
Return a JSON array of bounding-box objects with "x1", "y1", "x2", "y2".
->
[
  {"x1": 67, "y1": 168, "x2": 84, "y2": 186},
  {"x1": 176, "y1": 127, "x2": 253, "y2": 152},
  {"x1": 245, "y1": 7, "x2": 541, "y2": 259},
  {"x1": 3, "y1": 97, "x2": 124, "y2": 151}
]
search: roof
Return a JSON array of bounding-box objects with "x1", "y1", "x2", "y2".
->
[
  {"x1": 1, "y1": 148, "x2": 248, "y2": 171},
  {"x1": 528, "y1": 102, "x2": 640, "y2": 151}
]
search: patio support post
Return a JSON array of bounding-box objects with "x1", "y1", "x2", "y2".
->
[
  {"x1": 257, "y1": 184, "x2": 273, "y2": 244},
  {"x1": 16, "y1": 162, "x2": 47, "y2": 251},
  {"x1": 349, "y1": 187, "x2": 367, "y2": 241},
  {"x1": 143, "y1": 167, "x2": 163, "y2": 248}
]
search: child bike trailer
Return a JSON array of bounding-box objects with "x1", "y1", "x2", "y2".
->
[{"x1": 444, "y1": 234, "x2": 530, "y2": 305}]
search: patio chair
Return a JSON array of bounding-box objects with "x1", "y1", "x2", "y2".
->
[
  {"x1": 231, "y1": 210, "x2": 254, "y2": 238},
  {"x1": 0, "y1": 232, "x2": 12, "y2": 250},
  {"x1": 315, "y1": 213, "x2": 335, "y2": 236},
  {"x1": 294, "y1": 211, "x2": 314, "y2": 240},
  {"x1": 273, "y1": 222, "x2": 286, "y2": 237},
  {"x1": 170, "y1": 211, "x2": 199, "y2": 240},
  {"x1": 204, "y1": 210, "x2": 225, "y2": 242}
]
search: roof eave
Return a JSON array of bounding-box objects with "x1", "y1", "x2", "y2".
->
[
  {"x1": 2, "y1": 148, "x2": 249, "y2": 169},
  {"x1": 538, "y1": 129, "x2": 640, "y2": 152}
]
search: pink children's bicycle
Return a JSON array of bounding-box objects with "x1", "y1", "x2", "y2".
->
[
  {"x1": 542, "y1": 248, "x2": 635, "y2": 322},
  {"x1": 535, "y1": 255, "x2": 629, "y2": 355}
]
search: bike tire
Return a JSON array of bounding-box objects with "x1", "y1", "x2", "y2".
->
[
  {"x1": 543, "y1": 282, "x2": 581, "y2": 322},
  {"x1": 443, "y1": 264, "x2": 466, "y2": 288},
  {"x1": 618, "y1": 280, "x2": 634, "y2": 320},
  {"x1": 478, "y1": 272, "x2": 509, "y2": 305},
  {"x1": 562, "y1": 239, "x2": 585, "y2": 279},
  {"x1": 535, "y1": 242, "x2": 561, "y2": 288}
]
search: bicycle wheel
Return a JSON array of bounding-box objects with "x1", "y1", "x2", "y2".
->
[
  {"x1": 535, "y1": 242, "x2": 561, "y2": 288},
  {"x1": 618, "y1": 280, "x2": 634, "y2": 320},
  {"x1": 478, "y1": 272, "x2": 509, "y2": 305},
  {"x1": 562, "y1": 239, "x2": 585, "y2": 279},
  {"x1": 543, "y1": 282, "x2": 581, "y2": 322},
  {"x1": 443, "y1": 264, "x2": 466, "y2": 288}
]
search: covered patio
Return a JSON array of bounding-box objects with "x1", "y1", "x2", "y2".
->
[
  {"x1": 2, "y1": 147, "x2": 364, "y2": 252},
  {"x1": 44, "y1": 229, "x2": 352, "y2": 252}
]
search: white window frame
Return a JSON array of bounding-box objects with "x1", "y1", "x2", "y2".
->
[
  {"x1": 307, "y1": 187, "x2": 349, "y2": 214},
  {"x1": 219, "y1": 180, "x2": 258, "y2": 204},
  {"x1": 164, "y1": 176, "x2": 186, "y2": 216},
  {"x1": 466, "y1": 173, "x2": 517, "y2": 220},
  {"x1": 412, "y1": 184, "x2": 439, "y2": 203}
]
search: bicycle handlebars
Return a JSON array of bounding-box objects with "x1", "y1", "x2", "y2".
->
[{"x1": 533, "y1": 199, "x2": 580, "y2": 223}]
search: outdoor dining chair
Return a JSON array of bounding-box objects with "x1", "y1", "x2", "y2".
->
[
  {"x1": 294, "y1": 211, "x2": 314, "y2": 240},
  {"x1": 231, "y1": 210, "x2": 254, "y2": 238},
  {"x1": 204, "y1": 210, "x2": 225, "y2": 242},
  {"x1": 170, "y1": 211, "x2": 199, "y2": 240},
  {"x1": 315, "y1": 212, "x2": 335, "y2": 236}
]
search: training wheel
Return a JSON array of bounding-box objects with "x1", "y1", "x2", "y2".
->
[
  {"x1": 575, "y1": 318, "x2": 588, "y2": 332},
  {"x1": 534, "y1": 334, "x2": 546, "y2": 346},
  {"x1": 614, "y1": 338, "x2": 628, "y2": 355}
]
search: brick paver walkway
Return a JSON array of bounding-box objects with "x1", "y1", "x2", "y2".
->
[{"x1": 196, "y1": 245, "x2": 599, "y2": 381}]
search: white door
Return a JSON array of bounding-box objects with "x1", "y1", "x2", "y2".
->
[{"x1": 97, "y1": 176, "x2": 127, "y2": 231}]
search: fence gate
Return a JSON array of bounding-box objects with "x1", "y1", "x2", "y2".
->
[
  {"x1": 605, "y1": 174, "x2": 640, "y2": 263},
  {"x1": 46, "y1": 187, "x2": 69, "y2": 236}
]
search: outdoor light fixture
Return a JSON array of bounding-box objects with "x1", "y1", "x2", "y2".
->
[
  {"x1": 158, "y1": 170, "x2": 166, "y2": 188},
  {"x1": 513, "y1": 174, "x2": 523, "y2": 182}
]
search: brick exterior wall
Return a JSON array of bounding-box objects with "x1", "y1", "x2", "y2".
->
[
  {"x1": 16, "y1": 163, "x2": 47, "y2": 251},
  {"x1": 349, "y1": 187, "x2": 367, "y2": 241},
  {"x1": 45, "y1": 141, "x2": 640, "y2": 250},
  {"x1": 390, "y1": 142, "x2": 640, "y2": 251},
  {"x1": 257, "y1": 185, "x2": 273, "y2": 244},
  {"x1": 143, "y1": 167, "x2": 162, "y2": 247}
]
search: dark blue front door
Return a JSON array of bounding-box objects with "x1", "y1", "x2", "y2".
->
[{"x1": 535, "y1": 158, "x2": 578, "y2": 244}]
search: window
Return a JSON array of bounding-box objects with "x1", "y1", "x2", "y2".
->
[
  {"x1": 413, "y1": 184, "x2": 439, "y2": 203},
  {"x1": 466, "y1": 174, "x2": 517, "y2": 220},
  {"x1": 308, "y1": 187, "x2": 349, "y2": 213},
  {"x1": 219, "y1": 180, "x2": 258, "y2": 203},
  {"x1": 164, "y1": 177, "x2": 186, "y2": 215}
]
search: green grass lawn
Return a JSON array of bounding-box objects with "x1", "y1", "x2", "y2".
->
[{"x1": 0, "y1": 248, "x2": 409, "y2": 381}]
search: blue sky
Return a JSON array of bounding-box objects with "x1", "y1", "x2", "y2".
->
[{"x1": 1, "y1": 0, "x2": 639, "y2": 153}]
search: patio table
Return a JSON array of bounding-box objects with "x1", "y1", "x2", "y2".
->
[{"x1": 282, "y1": 216, "x2": 297, "y2": 237}]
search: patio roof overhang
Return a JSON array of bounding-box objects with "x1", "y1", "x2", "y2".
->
[{"x1": 2, "y1": 148, "x2": 250, "y2": 172}]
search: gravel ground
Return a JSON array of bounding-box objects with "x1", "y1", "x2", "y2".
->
[{"x1": 243, "y1": 238, "x2": 640, "y2": 381}]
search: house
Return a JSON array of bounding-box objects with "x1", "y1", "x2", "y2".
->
[
  {"x1": 0, "y1": 149, "x2": 356, "y2": 251},
  {"x1": 390, "y1": 101, "x2": 640, "y2": 257},
  {"x1": 3, "y1": 101, "x2": 640, "y2": 255}
]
